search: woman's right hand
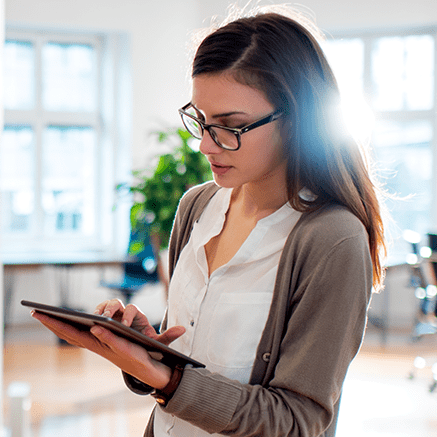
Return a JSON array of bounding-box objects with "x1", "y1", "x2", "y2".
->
[{"x1": 94, "y1": 299, "x2": 185, "y2": 346}]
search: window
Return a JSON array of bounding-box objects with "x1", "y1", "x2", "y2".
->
[
  {"x1": 323, "y1": 30, "x2": 436, "y2": 258},
  {"x1": 1, "y1": 30, "x2": 131, "y2": 256}
]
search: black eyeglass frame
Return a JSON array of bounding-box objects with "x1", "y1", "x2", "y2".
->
[{"x1": 178, "y1": 103, "x2": 284, "y2": 151}]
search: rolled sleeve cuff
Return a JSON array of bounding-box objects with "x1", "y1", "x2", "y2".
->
[{"x1": 162, "y1": 367, "x2": 242, "y2": 433}]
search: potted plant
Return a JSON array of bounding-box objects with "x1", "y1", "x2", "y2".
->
[{"x1": 119, "y1": 128, "x2": 212, "y2": 252}]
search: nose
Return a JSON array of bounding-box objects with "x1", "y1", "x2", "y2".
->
[{"x1": 198, "y1": 130, "x2": 222, "y2": 156}]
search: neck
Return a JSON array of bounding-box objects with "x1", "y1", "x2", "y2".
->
[{"x1": 232, "y1": 174, "x2": 289, "y2": 221}]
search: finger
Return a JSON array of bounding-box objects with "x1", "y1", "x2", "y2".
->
[
  {"x1": 121, "y1": 304, "x2": 144, "y2": 327},
  {"x1": 90, "y1": 326, "x2": 144, "y2": 358},
  {"x1": 90, "y1": 326, "x2": 172, "y2": 389},
  {"x1": 156, "y1": 325, "x2": 186, "y2": 346},
  {"x1": 90, "y1": 325, "x2": 117, "y2": 343},
  {"x1": 93, "y1": 300, "x2": 111, "y2": 315},
  {"x1": 122, "y1": 305, "x2": 154, "y2": 334},
  {"x1": 95, "y1": 299, "x2": 125, "y2": 318},
  {"x1": 31, "y1": 312, "x2": 87, "y2": 347}
]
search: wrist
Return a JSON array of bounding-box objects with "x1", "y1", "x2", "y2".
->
[{"x1": 151, "y1": 364, "x2": 184, "y2": 406}]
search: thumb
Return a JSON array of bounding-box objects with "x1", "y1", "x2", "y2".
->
[{"x1": 157, "y1": 325, "x2": 186, "y2": 346}]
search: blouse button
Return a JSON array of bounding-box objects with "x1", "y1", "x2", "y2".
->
[
  {"x1": 262, "y1": 352, "x2": 271, "y2": 363},
  {"x1": 190, "y1": 320, "x2": 195, "y2": 327}
]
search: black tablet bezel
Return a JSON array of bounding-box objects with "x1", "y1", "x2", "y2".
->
[{"x1": 21, "y1": 300, "x2": 204, "y2": 369}]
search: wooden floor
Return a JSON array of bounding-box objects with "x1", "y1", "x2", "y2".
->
[{"x1": 3, "y1": 323, "x2": 437, "y2": 437}]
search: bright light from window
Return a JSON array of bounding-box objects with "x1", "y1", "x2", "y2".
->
[
  {"x1": 4, "y1": 40, "x2": 35, "y2": 110},
  {"x1": 323, "y1": 38, "x2": 374, "y2": 143},
  {"x1": 323, "y1": 32, "x2": 435, "y2": 260},
  {"x1": 341, "y1": 96, "x2": 375, "y2": 144},
  {"x1": 372, "y1": 35, "x2": 434, "y2": 111}
]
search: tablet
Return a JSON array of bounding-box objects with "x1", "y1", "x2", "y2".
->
[{"x1": 21, "y1": 300, "x2": 204, "y2": 369}]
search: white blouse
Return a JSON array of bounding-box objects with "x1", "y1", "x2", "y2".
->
[{"x1": 154, "y1": 187, "x2": 302, "y2": 437}]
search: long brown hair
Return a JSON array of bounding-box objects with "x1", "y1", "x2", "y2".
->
[{"x1": 192, "y1": 9, "x2": 386, "y2": 291}]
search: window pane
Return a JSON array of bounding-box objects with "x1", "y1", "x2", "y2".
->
[
  {"x1": 373, "y1": 120, "x2": 433, "y2": 251},
  {"x1": 42, "y1": 43, "x2": 97, "y2": 111},
  {"x1": 3, "y1": 40, "x2": 35, "y2": 110},
  {"x1": 0, "y1": 126, "x2": 35, "y2": 233},
  {"x1": 42, "y1": 126, "x2": 96, "y2": 234},
  {"x1": 405, "y1": 35, "x2": 434, "y2": 110},
  {"x1": 323, "y1": 38, "x2": 364, "y2": 100},
  {"x1": 372, "y1": 35, "x2": 434, "y2": 111},
  {"x1": 323, "y1": 39, "x2": 374, "y2": 142}
]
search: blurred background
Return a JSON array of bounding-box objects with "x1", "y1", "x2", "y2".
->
[{"x1": 1, "y1": 0, "x2": 437, "y2": 436}]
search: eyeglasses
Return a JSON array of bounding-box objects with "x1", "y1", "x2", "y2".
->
[{"x1": 178, "y1": 103, "x2": 284, "y2": 151}]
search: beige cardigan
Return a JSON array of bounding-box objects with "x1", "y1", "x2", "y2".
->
[{"x1": 125, "y1": 182, "x2": 373, "y2": 437}]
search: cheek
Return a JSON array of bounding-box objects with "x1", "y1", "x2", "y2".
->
[
  {"x1": 238, "y1": 125, "x2": 285, "y2": 172},
  {"x1": 258, "y1": 128, "x2": 285, "y2": 164}
]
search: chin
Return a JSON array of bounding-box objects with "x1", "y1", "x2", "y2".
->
[{"x1": 212, "y1": 174, "x2": 241, "y2": 189}]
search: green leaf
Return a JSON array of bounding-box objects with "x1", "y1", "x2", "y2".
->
[{"x1": 122, "y1": 128, "x2": 212, "y2": 250}]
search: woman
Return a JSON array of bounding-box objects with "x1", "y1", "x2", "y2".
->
[{"x1": 33, "y1": 6, "x2": 386, "y2": 437}]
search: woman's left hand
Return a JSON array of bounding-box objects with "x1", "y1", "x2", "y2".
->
[{"x1": 31, "y1": 311, "x2": 175, "y2": 390}]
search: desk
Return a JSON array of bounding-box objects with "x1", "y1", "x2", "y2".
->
[{"x1": 2, "y1": 253, "x2": 128, "y2": 327}]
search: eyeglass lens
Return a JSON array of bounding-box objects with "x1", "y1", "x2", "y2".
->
[{"x1": 181, "y1": 109, "x2": 239, "y2": 150}]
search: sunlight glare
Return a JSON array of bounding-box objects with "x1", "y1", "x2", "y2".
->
[{"x1": 341, "y1": 95, "x2": 375, "y2": 144}]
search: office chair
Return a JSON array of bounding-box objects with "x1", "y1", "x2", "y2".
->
[
  {"x1": 405, "y1": 231, "x2": 437, "y2": 392},
  {"x1": 100, "y1": 221, "x2": 160, "y2": 304}
]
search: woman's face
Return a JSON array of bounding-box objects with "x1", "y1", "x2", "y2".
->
[{"x1": 191, "y1": 72, "x2": 287, "y2": 190}]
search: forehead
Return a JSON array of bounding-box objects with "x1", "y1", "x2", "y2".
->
[{"x1": 191, "y1": 72, "x2": 273, "y2": 115}]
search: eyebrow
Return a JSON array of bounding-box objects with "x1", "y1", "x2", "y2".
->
[{"x1": 191, "y1": 103, "x2": 247, "y2": 119}]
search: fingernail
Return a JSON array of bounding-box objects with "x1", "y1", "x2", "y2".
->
[
  {"x1": 91, "y1": 326, "x2": 103, "y2": 335},
  {"x1": 103, "y1": 311, "x2": 110, "y2": 317},
  {"x1": 30, "y1": 310, "x2": 35, "y2": 317},
  {"x1": 93, "y1": 310, "x2": 100, "y2": 315},
  {"x1": 122, "y1": 319, "x2": 129, "y2": 326}
]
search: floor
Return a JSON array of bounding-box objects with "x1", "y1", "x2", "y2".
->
[
  {"x1": 3, "y1": 323, "x2": 437, "y2": 437},
  {"x1": 336, "y1": 333, "x2": 437, "y2": 437}
]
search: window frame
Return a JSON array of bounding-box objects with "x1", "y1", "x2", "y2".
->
[
  {"x1": 2, "y1": 28, "x2": 131, "y2": 257},
  {"x1": 324, "y1": 27, "x2": 437, "y2": 256}
]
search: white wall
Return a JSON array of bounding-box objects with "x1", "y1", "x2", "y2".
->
[{"x1": 198, "y1": 0, "x2": 437, "y2": 33}]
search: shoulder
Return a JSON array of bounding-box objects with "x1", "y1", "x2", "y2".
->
[
  {"x1": 285, "y1": 203, "x2": 370, "y2": 265},
  {"x1": 178, "y1": 181, "x2": 221, "y2": 213},
  {"x1": 277, "y1": 204, "x2": 373, "y2": 304},
  {"x1": 298, "y1": 203, "x2": 367, "y2": 243}
]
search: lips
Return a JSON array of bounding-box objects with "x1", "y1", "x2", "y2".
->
[{"x1": 210, "y1": 162, "x2": 232, "y2": 176}]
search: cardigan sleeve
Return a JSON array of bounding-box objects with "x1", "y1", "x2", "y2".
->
[{"x1": 158, "y1": 219, "x2": 373, "y2": 437}]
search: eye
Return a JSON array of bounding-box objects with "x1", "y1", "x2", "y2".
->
[
  {"x1": 195, "y1": 111, "x2": 205, "y2": 122},
  {"x1": 188, "y1": 106, "x2": 205, "y2": 122},
  {"x1": 218, "y1": 118, "x2": 247, "y2": 130}
]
